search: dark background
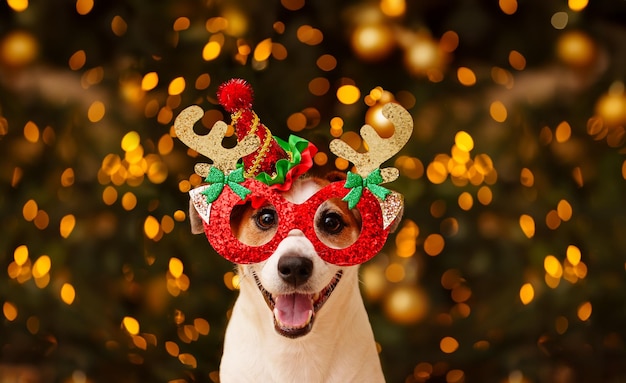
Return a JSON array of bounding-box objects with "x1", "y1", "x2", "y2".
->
[{"x1": 1, "y1": 0, "x2": 626, "y2": 382}]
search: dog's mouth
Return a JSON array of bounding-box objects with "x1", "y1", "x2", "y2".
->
[{"x1": 252, "y1": 270, "x2": 343, "y2": 338}]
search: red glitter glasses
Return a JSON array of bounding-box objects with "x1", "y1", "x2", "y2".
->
[{"x1": 190, "y1": 179, "x2": 403, "y2": 266}]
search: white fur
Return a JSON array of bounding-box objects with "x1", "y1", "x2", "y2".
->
[{"x1": 217, "y1": 179, "x2": 385, "y2": 382}]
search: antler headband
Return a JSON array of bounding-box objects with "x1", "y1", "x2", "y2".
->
[
  {"x1": 175, "y1": 105, "x2": 260, "y2": 177},
  {"x1": 175, "y1": 79, "x2": 413, "y2": 265}
]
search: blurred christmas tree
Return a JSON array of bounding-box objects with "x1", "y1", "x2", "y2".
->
[{"x1": 1, "y1": 0, "x2": 626, "y2": 382}]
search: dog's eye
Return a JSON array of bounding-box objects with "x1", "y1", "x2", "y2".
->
[
  {"x1": 255, "y1": 208, "x2": 277, "y2": 230},
  {"x1": 320, "y1": 212, "x2": 345, "y2": 234}
]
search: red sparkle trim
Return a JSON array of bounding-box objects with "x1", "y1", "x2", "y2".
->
[{"x1": 201, "y1": 179, "x2": 391, "y2": 266}]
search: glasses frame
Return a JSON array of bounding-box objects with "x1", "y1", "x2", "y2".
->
[{"x1": 194, "y1": 179, "x2": 392, "y2": 266}]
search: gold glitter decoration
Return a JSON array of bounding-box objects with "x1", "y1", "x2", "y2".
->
[
  {"x1": 243, "y1": 125, "x2": 273, "y2": 178},
  {"x1": 329, "y1": 103, "x2": 413, "y2": 183},
  {"x1": 380, "y1": 191, "x2": 404, "y2": 229},
  {"x1": 174, "y1": 105, "x2": 260, "y2": 177},
  {"x1": 189, "y1": 185, "x2": 212, "y2": 223}
]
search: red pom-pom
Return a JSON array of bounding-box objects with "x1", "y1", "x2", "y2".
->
[{"x1": 217, "y1": 78, "x2": 254, "y2": 112}]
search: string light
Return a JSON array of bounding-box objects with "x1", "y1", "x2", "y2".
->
[
  {"x1": 519, "y1": 283, "x2": 534, "y2": 305},
  {"x1": 499, "y1": 0, "x2": 518, "y2": 15},
  {"x1": 577, "y1": 301, "x2": 592, "y2": 321},
  {"x1": 336, "y1": 84, "x2": 361, "y2": 105},
  {"x1": 111, "y1": 15, "x2": 128, "y2": 36},
  {"x1": 60, "y1": 283, "x2": 76, "y2": 305},
  {"x1": 457, "y1": 67, "x2": 476, "y2": 86},
  {"x1": 489, "y1": 101, "x2": 508, "y2": 122},
  {"x1": 7, "y1": 0, "x2": 28, "y2": 12},
  {"x1": 440, "y1": 336, "x2": 459, "y2": 353},
  {"x1": 0, "y1": 30, "x2": 38, "y2": 67},
  {"x1": 122, "y1": 316, "x2": 140, "y2": 335}
]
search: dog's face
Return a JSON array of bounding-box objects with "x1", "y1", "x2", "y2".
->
[{"x1": 230, "y1": 177, "x2": 362, "y2": 338}]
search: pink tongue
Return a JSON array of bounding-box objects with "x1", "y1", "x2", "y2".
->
[{"x1": 274, "y1": 293, "x2": 313, "y2": 327}]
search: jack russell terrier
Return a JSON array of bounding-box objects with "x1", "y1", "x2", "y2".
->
[{"x1": 174, "y1": 79, "x2": 413, "y2": 382}]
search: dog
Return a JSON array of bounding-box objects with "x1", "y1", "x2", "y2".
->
[
  {"x1": 176, "y1": 83, "x2": 411, "y2": 382},
  {"x1": 189, "y1": 173, "x2": 387, "y2": 382}
]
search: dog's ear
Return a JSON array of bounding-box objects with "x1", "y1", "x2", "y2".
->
[{"x1": 189, "y1": 199, "x2": 205, "y2": 235}]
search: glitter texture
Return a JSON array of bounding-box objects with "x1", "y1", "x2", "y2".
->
[
  {"x1": 196, "y1": 179, "x2": 395, "y2": 266},
  {"x1": 180, "y1": 79, "x2": 412, "y2": 266},
  {"x1": 381, "y1": 191, "x2": 404, "y2": 229},
  {"x1": 329, "y1": 102, "x2": 413, "y2": 181},
  {"x1": 174, "y1": 105, "x2": 260, "y2": 176},
  {"x1": 218, "y1": 78, "x2": 288, "y2": 177},
  {"x1": 190, "y1": 185, "x2": 212, "y2": 223}
]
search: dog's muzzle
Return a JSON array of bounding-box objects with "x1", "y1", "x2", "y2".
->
[{"x1": 252, "y1": 269, "x2": 343, "y2": 338}]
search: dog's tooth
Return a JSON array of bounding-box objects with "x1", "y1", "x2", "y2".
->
[
  {"x1": 302, "y1": 310, "x2": 313, "y2": 326},
  {"x1": 273, "y1": 311, "x2": 289, "y2": 329},
  {"x1": 312, "y1": 293, "x2": 319, "y2": 302},
  {"x1": 273, "y1": 311, "x2": 292, "y2": 328}
]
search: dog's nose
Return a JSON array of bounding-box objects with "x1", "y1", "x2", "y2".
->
[{"x1": 277, "y1": 255, "x2": 313, "y2": 286}]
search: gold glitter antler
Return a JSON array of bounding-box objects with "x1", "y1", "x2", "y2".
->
[
  {"x1": 329, "y1": 103, "x2": 413, "y2": 183},
  {"x1": 174, "y1": 105, "x2": 260, "y2": 177}
]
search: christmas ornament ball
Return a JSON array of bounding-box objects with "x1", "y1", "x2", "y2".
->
[{"x1": 366, "y1": 103, "x2": 396, "y2": 138}]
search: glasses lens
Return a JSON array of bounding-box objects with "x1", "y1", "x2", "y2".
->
[
  {"x1": 229, "y1": 200, "x2": 278, "y2": 246},
  {"x1": 313, "y1": 198, "x2": 362, "y2": 250}
]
